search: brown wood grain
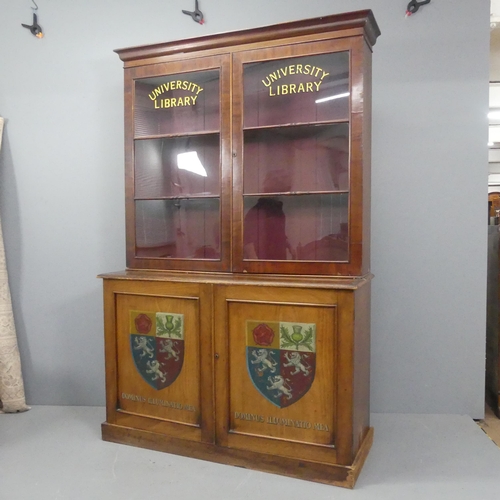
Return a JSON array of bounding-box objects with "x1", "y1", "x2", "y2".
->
[
  {"x1": 103, "y1": 278, "x2": 214, "y2": 444},
  {"x1": 124, "y1": 55, "x2": 231, "y2": 272},
  {"x1": 115, "y1": 10, "x2": 380, "y2": 64},
  {"x1": 103, "y1": 10, "x2": 379, "y2": 487},
  {"x1": 218, "y1": 286, "x2": 338, "y2": 463}
]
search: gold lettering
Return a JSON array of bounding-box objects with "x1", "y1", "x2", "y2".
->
[
  {"x1": 314, "y1": 423, "x2": 330, "y2": 432},
  {"x1": 121, "y1": 392, "x2": 146, "y2": 402},
  {"x1": 234, "y1": 412, "x2": 264, "y2": 422},
  {"x1": 260, "y1": 64, "x2": 329, "y2": 92},
  {"x1": 147, "y1": 397, "x2": 187, "y2": 410},
  {"x1": 294, "y1": 419, "x2": 312, "y2": 429},
  {"x1": 233, "y1": 411, "x2": 330, "y2": 432},
  {"x1": 266, "y1": 82, "x2": 329, "y2": 97},
  {"x1": 148, "y1": 80, "x2": 205, "y2": 108}
]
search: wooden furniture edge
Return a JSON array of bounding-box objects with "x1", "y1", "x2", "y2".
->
[
  {"x1": 347, "y1": 426, "x2": 374, "y2": 487},
  {"x1": 114, "y1": 10, "x2": 380, "y2": 62},
  {"x1": 101, "y1": 423, "x2": 373, "y2": 488},
  {"x1": 97, "y1": 270, "x2": 373, "y2": 290}
]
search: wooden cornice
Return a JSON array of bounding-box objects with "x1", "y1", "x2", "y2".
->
[{"x1": 115, "y1": 10, "x2": 380, "y2": 63}]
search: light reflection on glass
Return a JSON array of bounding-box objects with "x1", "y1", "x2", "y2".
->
[
  {"x1": 177, "y1": 151, "x2": 207, "y2": 177},
  {"x1": 315, "y1": 92, "x2": 350, "y2": 104}
]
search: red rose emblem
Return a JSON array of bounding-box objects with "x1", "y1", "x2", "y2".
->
[
  {"x1": 135, "y1": 314, "x2": 152, "y2": 334},
  {"x1": 253, "y1": 323, "x2": 274, "y2": 346}
]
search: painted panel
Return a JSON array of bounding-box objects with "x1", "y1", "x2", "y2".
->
[
  {"x1": 116, "y1": 294, "x2": 200, "y2": 426},
  {"x1": 228, "y1": 300, "x2": 336, "y2": 446}
]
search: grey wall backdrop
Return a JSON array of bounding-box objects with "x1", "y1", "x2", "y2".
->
[{"x1": 0, "y1": 0, "x2": 490, "y2": 416}]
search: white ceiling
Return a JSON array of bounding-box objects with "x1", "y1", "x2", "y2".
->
[
  {"x1": 490, "y1": 4, "x2": 500, "y2": 109},
  {"x1": 490, "y1": 2, "x2": 500, "y2": 151},
  {"x1": 491, "y1": 0, "x2": 500, "y2": 79},
  {"x1": 492, "y1": 0, "x2": 500, "y2": 19}
]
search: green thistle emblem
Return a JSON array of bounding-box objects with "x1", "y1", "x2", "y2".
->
[
  {"x1": 157, "y1": 314, "x2": 183, "y2": 338},
  {"x1": 280, "y1": 324, "x2": 314, "y2": 351}
]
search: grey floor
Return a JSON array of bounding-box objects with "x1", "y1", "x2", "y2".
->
[{"x1": 1, "y1": 407, "x2": 500, "y2": 499}]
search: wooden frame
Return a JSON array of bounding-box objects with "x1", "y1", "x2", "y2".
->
[
  {"x1": 101, "y1": 10, "x2": 380, "y2": 489},
  {"x1": 100, "y1": 271, "x2": 373, "y2": 488}
]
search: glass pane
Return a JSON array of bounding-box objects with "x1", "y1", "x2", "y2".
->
[
  {"x1": 135, "y1": 70, "x2": 220, "y2": 137},
  {"x1": 136, "y1": 199, "x2": 220, "y2": 259},
  {"x1": 244, "y1": 124, "x2": 349, "y2": 194},
  {"x1": 135, "y1": 135, "x2": 220, "y2": 198},
  {"x1": 243, "y1": 194, "x2": 348, "y2": 262},
  {"x1": 243, "y1": 52, "x2": 349, "y2": 128}
]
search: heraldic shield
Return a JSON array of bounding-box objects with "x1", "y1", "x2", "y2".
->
[
  {"x1": 130, "y1": 311, "x2": 184, "y2": 390},
  {"x1": 246, "y1": 320, "x2": 316, "y2": 408}
]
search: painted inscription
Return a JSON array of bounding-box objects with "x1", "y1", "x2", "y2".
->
[
  {"x1": 234, "y1": 412, "x2": 329, "y2": 432},
  {"x1": 261, "y1": 64, "x2": 330, "y2": 97},
  {"x1": 121, "y1": 392, "x2": 195, "y2": 412},
  {"x1": 148, "y1": 80, "x2": 203, "y2": 109}
]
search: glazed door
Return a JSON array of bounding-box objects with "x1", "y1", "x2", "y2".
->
[
  {"x1": 232, "y1": 37, "x2": 370, "y2": 276},
  {"x1": 214, "y1": 284, "x2": 351, "y2": 464},
  {"x1": 103, "y1": 279, "x2": 214, "y2": 443},
  {"x1": 125, "y1": 55, "x2": 232, "y2": 271}
]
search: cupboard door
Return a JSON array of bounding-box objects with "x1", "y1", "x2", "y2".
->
[
  {"x1": 104, "y1": 280, "x2": 214, "y2": 443},
  {"x1": 125, "y1": 55, "x2": 232, "y2": 272},
  {"x1": 232, "y1": 37, "x2": 370, "y2": 276},
  {"x1": 214, "y1": 285, "x2": 344, "y2": 464}
]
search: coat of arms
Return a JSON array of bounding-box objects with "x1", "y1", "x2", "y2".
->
[
  {"x1": 246, "y1": 320, "x2": 316, "y2": 408},
  {"x1": 130, "y1": 311, "x2": 184, "y2": 390}
]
